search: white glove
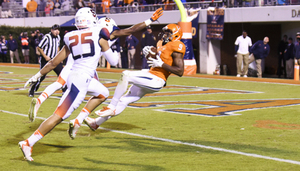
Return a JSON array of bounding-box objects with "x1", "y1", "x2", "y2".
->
[
  {"x1": 24, "y1": 71, "x2": 43, "y2": 88},
  {"x1": 147, "y1": 55, "x2": 164, "y2": 68},
  {"x1": 185, "y1": 8, "x2": 200, "y2": 22},
  {"x1": 142, "y1": 46, "x2": 153, "y2": 57}
]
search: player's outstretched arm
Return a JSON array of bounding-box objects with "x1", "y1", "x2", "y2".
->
[
  {"x1": 41, "y1": 46, "x2": 70, "y2": 75},
  {"x1": 24, "y1": 46, "x2": 70, "y2": 88},
  {"x1": 111, "y1": 8, "x2": 163, "y2": 39}
]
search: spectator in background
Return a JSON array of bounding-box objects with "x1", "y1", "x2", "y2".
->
[
  {"x1": 285, "y1": 37, "x2": 294, "y2": 79},
  {"x1": 294, "y1": 34, "x2": 300, "y2": 73},
  {"x1": 87, "y1": 1, "x2": 95, "y2": 10},
  {"x1": 248, "y1": 37, "x2": 270, "y2": 78},
  {"x1": 26, "y1": 0, "x2": 38, "y2": 17},
  {"x1": 35, "y1": 30, "x2": 43, "y2": 63},
  {"x1": 53, "y1": 0, "x2": 61, "y2": 15},
  {"x1": 61, "y1": 0, "x2": 70, "y2": 15},
  {"x1": 0, "y1": 36, "x2": 8, "y2": 62},
  {"x1": 140, "y1": 25, "x2": 156, "y2": 69},
  {"x1": 46, "y1": 0, "x2": 54, "y2": 16},
  {"x1": 101, "y1": 0, "x2": 110, "y2": 13},
  {"x1": 74, "y1": 0, "x2": 85, "y2": 10},
  {"x1": 38, "y1": 0, "x2": 46, "y2": 17},
  {"x1": 29, "y1": 31, "x2": 37, "y2": 63},
  {"x1": 114, "y1": 0, "x2": 123, "y2": 13},
  {"x1": 277, "y1": 35, "x2": 288, "y2": 78},
  {"x1": 125, "y1": 34, "x2": 139, "y2": 69},
  {"x1": 45, "y1": 4, "x2": 51, "y2": 16},
  {"x1": 111, "y1": 38, "x2": 122, "y2": 68},
  {"x1": 20, "y1": 32, "x2": 30, "y2": 64},
  {"x1": 7, "y1": 34, "x2": 21, "y2": 64},
  {"x1": 2, "y1": 0, "x2": 12, "y2": 18},
  {"x1": 234, "y1": 30, "x2": 252, "y2": 77}
]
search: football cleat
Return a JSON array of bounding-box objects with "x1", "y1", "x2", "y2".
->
[
  {"x1": 68, "y1": 119, "x2": 80, "y2": 140},
  {"x1": 95, "y1": 106, "x2": 116, "y2": 117},
  {"x1": 18, "y1": 140, "x2": 33, "y2": 161},
  {"x1": 83, "y1": 117, "x2": 99, "y2": 131},
  {"x1": 28, "y1": 98, "x2": 40, "y2": 122}
]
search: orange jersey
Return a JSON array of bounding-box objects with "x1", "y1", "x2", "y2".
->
[{"x1": 149, "y1": 40, "x2": 186, "y2": 81}]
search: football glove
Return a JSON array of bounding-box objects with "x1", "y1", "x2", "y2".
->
[
  {"x1": 151, "y1": 8, "x2": 163, "y2": 21},
  {"x1": 147, "y1": 55, "x2": 164, "y2": 68},
  {"x1": 142, "y1": 46, "x2": 153, "y2": 56},
  {"x1": 24, "y1": 71, "x2": 43, "y2": 88}
]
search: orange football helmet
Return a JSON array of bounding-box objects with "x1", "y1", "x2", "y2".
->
[{"x1": 161, "y1": 24, "x2": 182, "y2": 45}]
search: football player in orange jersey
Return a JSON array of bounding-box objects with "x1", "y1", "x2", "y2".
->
[{"x1": 83, "y1": 23, "x2": 186, "y2": 131}]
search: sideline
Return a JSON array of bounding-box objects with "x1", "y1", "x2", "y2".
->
[
  {"x1": 3, "y1": 109, "x2": 300, "y2": 166},
  {"x1": 1, "y1": 63, "x2": 300, "y2": 85}
]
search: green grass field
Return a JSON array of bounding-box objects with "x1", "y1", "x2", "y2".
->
[{"x1": 1, "y1": 64, "x2": 300, "y2": 171}]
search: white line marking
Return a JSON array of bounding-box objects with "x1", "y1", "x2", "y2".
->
[{"x1": 3, "y1": 109, "x2": 300, "y2": 165}]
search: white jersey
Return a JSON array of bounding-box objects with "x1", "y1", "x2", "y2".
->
[{"x1": 64, "y1": 27, "x2": 110, "y2": 77}]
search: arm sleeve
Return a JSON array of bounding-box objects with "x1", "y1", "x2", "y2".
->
[
  {"x1": 235, "y1": 45, "x2": 238, "y2": 53},
  {"x1": 102, "y1": 48, "x2": 119, "y2": 66}
]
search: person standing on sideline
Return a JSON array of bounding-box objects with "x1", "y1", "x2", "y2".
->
[
  {"x1": 140, "y1": 25, "x2": 156, "y2": 69},
  {"x1": 125, "y1": 34, "x2": 139, "y2": 69},
  {"x1": 111, "y1": 38, "x2": 122, "y2": 68},
  {"x1": 20, "y1": 32, "x2": 30, "y2": 64},
  {"x1": 294, "y1": 34, "x2": 300, "y2": 74},
  {"x1": 7, "y1": 34, "x2": 21, "y2": 64},
  {"x1": 285, "y1": 37, "x2": 294, "y2": 79},
  {"x1": 28, "y1": 24, "x2": 63, "y2": 97},
  {"x1": 277, "y1": 35, "x2": 288, "y2": 78},
  {"x1": 248, "y1": 37, "x2": 270, "y2": 78},
  {"x1": 0, "y1": 36, "x2": 8, "y2": 62},
  {"x1": 234, "y1": 30, "x2": 252, "y2": 77},
  {"x1": 26, "y1": 0, "x2": 38, "y2": 17}
]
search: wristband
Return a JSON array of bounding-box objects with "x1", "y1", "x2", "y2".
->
[
  {"x1": 144, "y1": 19, "x2": 152, "y2": 26},
  {"x1": 34, "y1": 71, "x2": 43, "y2": 79}
]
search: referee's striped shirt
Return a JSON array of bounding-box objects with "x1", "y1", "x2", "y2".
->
[{"x1": 38, "y1": 32, "x2": 60, "y2": 59}]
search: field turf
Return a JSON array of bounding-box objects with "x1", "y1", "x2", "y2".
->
[{"x1": 1, "y1": 64, "x2": 300, "y2": 171}]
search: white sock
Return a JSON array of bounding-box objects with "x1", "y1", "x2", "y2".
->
[
  {"x1": 27, "y1": 129, "x2": 44, "y2": 147},
  {"x1": 38, "y1": 82, "x2": 63, "y2": 104},
  {"x1": 76, "y1": 107, "x2": 90, "y2": 125},
  {"x1": 95, "y1": 116, "x2": 111, "y2": 126}
]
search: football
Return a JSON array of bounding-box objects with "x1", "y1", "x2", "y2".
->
[{"x1": 146, "y1": 47, "x2": 157, "y2": 60}]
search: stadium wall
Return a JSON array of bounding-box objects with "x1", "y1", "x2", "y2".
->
[{"x1": 1, "y1": 6, "x2": 300, "y2": 75}]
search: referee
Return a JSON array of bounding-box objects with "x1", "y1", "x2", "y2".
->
[{"x1": 29, "y1": 24, "x2": 63, "y2": 97}]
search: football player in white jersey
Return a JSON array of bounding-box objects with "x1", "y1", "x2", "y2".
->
[
  {"x1": 28, "y1": 8, "x2": 164, "y2": 125},
  {"x1": 83, "y1": 24, "x2": 186, "y2": 132},
  {"x1": 18, "y1": 7, "x2": 119, "y2": 161}
]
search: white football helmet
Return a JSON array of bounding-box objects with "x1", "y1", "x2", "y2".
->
[
  {"x1": 75, "y1": 7, "x2": 97, "y2": 29},
  {"x1": 98, "y1": 17, "x2": 117, "y2": 33}
]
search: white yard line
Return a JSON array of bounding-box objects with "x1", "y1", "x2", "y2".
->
[{"x1": 3, "y1": 109, "x2": 300, "y2": 165}]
